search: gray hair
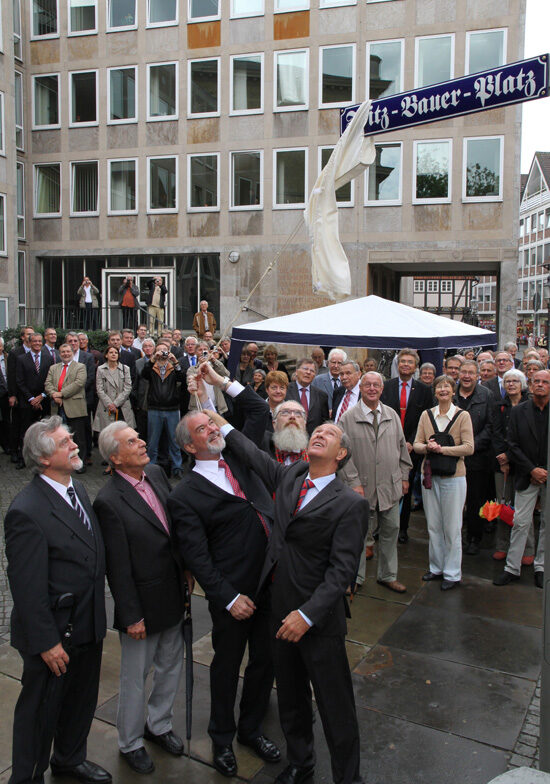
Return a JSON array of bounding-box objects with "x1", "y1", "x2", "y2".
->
[
  {"x1": 341, "y1": 360, "x2": 361, "y2": 373},
  {"x1": 479, "y1": 359, "x2": 496, "y2": 369},
  {"x1": 253, "y1": 368, "x2": 266, "y2": 379},
  {"x1": 185, "y1": 335, "x2": 198, "y2": 346},
  {"x1": 503, "y1": 368, "x2": 527, "y2": 391},
  {"x1": 175, "y1": 412, "x2": 202, "y2": 449},
  {"x1": 495, "y1": 351, "x2": 514, "y2": 362},
  {"x1": 142, "y1": 338, "x2": 155, "y2": 348},
  {"x1": 65, "y1": 330, "x2": 78, "y2": 338},
  {"x1": 77, "y1": 332, "x2": 88, "y2": 339},
  {"x1": 397, "y1": 348, "x2": 420, "y2": 366},
  {"x1": 445, "y1": 355, "x2": 464, "y2": 367},
  {"x1": 273, "y1": 401, "x2": 306, "y2": 421},
  {"x1": 503, "y1": 342, "x2": 517, "y2": 353},
  {"x1": 22, "y1": 416, "x2": 65, "y2": 475},
  {"x1": 419, "y1": 362, "x2": 436, "y2": 374},
  {"x1": 296, "y1": 357, "x2": 317, "y2": 370},
  {"x1": 526, "y1": 359, "x2": 544, "y2": 371},
  {"x1": 328, "y1": 348, "x2": 347, "y2": 362},
  {"x1": 335, "y1": 426, "x2": 352, "y2": 470},
  {"x1": 361, "y1": 371, "x2": 385, "y2": 387},
  {"x1": 98, "y1": 421, "x2": 128, "y2": 467}
]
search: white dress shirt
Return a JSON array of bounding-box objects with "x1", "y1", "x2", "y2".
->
[
  {"x1": 334, "y1": 382, "x2": 360, "y2": 421},
  {"x1": 432, "y1": 402, "x2": 458, "y2": 431},
  {"x1": 40, "y1": 474, "x2": 92, "y2": 529}
]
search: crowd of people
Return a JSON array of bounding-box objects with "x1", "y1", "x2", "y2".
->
[{"x1": 1, "y1": 324, "x2": 548, "y2": 784}]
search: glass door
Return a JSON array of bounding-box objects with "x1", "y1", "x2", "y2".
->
[{"x1": 102, "y1": 268, "x2": 175, "y2": 331}]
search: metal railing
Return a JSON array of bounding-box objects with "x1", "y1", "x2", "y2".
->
[{"x1": 20, "y1": 304, "x2": 169, "y2": 334}]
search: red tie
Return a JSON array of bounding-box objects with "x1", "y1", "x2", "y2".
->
[
  {"x1": 399, "y1": 382, "x2": 407, "y2": 428},
  {"x1": 218, "y1": 458, "x2": 270, "y2": 538},
  {"x1": 336, "y1": 390, "x2": 351, "y2": 422},
  {"x1": 58, "y1": 364, "x2": 68, "y2": 392},
  {"x1": 299, "y1": 387, "x2": 309, "y2": 415},
  {"x1": 294, "y1": 478, "x2": 314, "y2": 514}
]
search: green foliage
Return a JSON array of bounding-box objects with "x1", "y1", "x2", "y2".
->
[{"x1": 1, "y1": 325, "x2": 109, "y2": 351}]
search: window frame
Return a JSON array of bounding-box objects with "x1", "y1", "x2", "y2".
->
[
  {"x1": 30, "y1": 0, "x2": 59, "y2": 40},
  {"x1": 462, "y1": 135, "x2": 504, "y2": 204},
  {"x1": 320, "y1": 0, "x2": 356, "y2": 7},
  {"x1": 106, "y1": 0, "x2": 137, "y2": 32},
  {"x1": 230, "y1": 0, "x2": 264, "y2": 18},
  {"x1": 273, "y1": 146, "x2": 308, "y2": 210},
  {"x1": 70, "y1": 159, "x2": 99, "y2": 217},
  {"x1": 412, "y1": 138, "x2": 453, "y2": 205},
  {"x1": 147, "y1": 154, "x2": 178, "y2": 214},
  {"x1": 188, "y1": 0, "x2": 220, "y2": 22},
  {"x1": 107, "y1": 65, "x2": 138, "y2": 125},
  {"x1": 364, "y1": 140, "x2": 403, "y2": 207},
  {"x1": 67, "y1": 0, "x2": 98, "y2": 35},
  {"x1": 33, "y1": 162, "x2": 62, "y2": 218},
  {"x1": 273, "y1": 48, "x2": 309, "y2": 113},
  {"x1": 69, "y1": 69, "x2": 98, "y2": 128},
  {"x1": 229, "y1": 149, "x2": 263, "y2": 211},
  {"x1": 440, "y1": 280, "x2": 452, "y2": 293},
  {"x1": 32, "y1": 72, "x2": 60, "y2": 130},
  {"x1": 414, "y1": 33, "x2": 455, "y2": 89},
  {"x1": 465, "y1": 27, "x2": 507, "y2": 75},
  {"x1": 13, "y1": 0, "x2": 22, "y2": 59},
  {"x1": 427, "y1": 280, "x2": 439, "y2": 293},
  {"x1": 187, "y1": 56, "x2": 220, "y2": 119},
  {"x1": 187, "y1": 152, "x2": 220, "y2": 213},
  {"x1": 274, "y1": 0, "x2": 309, "y2": 11},
  {"x1": 229, "y1": 52, "x2": 264, "y2": 116},
  {"x1": 318, "y1": 43, "x2": 356, "y2": 110},
  {"x1": 108, "y1": 157, "x2": 138, "y2": 215},
  {"x1": 18, "y1": 250, "x2": 26, "y2": 323},
  {"x1": 16, "y1": 161, "x2": 25, "y2": 240},
  {"x1": 413, "y1": 279, "x2": 425, "y2": 293},
  {"x1": 15, "y1": 71, "x2": 24, "y2": 151},
  {"x1": 147, "y1": 0, "x2": 178, "y2": 28},
  {"x1": 318, "y1": 145, "x2": 354, "y2": 207},
  {"x1": 147, "y1": 61, "x2": 178, "y2": 122},
  {"x1": 365, "y1": 37, "x2": 404, "y2": 101},
  {"x1": 0, "y1": 92, "x2": 5, "y2": 156},
  {"x1": 0, "y1": 195, "x2": 6, "y2": 257}
]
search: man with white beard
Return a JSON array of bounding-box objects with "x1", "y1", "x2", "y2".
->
[{"x1": 263, "y1": 401, "x2": 309, "y2": 464}]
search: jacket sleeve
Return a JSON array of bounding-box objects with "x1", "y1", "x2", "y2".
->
[
  {"x1": 60, "y1": 364, "x2": 86, "y2": 399},
  {"x1": 225, "y1": 427, "x2": 286, "y2": 495},
  {"x1": 398, "y1": 426, "x2": 413, "y2": 479},
  {"x1": 473, "y1": 392, "x2": 494, "y2": 454},
  {"x1": 16, "y1": 356, "x2": 33, "y2": 402},
  {"x1": 508, "y1": 406, "x2": 537, "y2": 476},
  {"x1": 492, "y1": 402, "x2": 509, "y2": 457},
  {"x1": 413, "y1": 410, "x2": 430, "y2": 454},
  {"x1": 44, "y1": 366, "x2": 57, "y2": 398},
  {"x1": 112, "y1": 366, "x2": 132, "y2": 408},
  {"x1": 95, "y1": 368, "x2": 112, "y2": 408}
]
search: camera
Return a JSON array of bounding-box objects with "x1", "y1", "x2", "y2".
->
[
  {"x1": 201, "y1": 350, "x2": 209, "y2": 358},
  {"x1": 160, "y1": 350, "x2": 169, "y2": 358}
]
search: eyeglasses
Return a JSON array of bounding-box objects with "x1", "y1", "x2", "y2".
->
[{"x1": 277, "y1": 408, "x2": 306, "y2": 419}]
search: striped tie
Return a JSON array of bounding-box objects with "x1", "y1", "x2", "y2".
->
[
  {"x1": 34, "y1": 353, "x2": 40, "y2": 372},
  {"x1": 336, "y1": 390, "x2": 351, "y2": 422},
  {"x1": 219, "y1": 459, "x2": 271, "y2": 538},
  {"x1": 67, "y1": 486, "x2": 93, "y2": 534},
  {"x1": 294, "y1": 478, "x2": 314, "y2": 514}
]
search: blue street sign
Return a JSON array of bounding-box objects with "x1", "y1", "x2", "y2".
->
[{"x1": 340, "y1": 54, "x2": 549, "y2": 136}]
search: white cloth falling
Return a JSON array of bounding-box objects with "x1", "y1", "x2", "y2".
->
[{"x1": 304, "y1": 101, "x2": 375, "y2": 300}]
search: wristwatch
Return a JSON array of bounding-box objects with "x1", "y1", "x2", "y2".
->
[{"x1": 221, "y1": 377, "x2": 231, "y2": 391}]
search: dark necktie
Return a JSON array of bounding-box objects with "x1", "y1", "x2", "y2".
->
[
  {"x1": 299, "y1": 387, "x2": 309, "y2": 415},
  {"x1": 294, "y1": 478, "x2": 314, "y2": 513},
  {"x1": 34, "y1": 353, "x2": 40, "y2": 372},
  {"x1": 333, "y1": 377, "x2": 340, "y2": 390},
  {"x1": 218, "y1": 459, "x2": 270, "y2": 538},
  {"x1": 50, "y1": 348, "x2": 56, "y2": 361},
  {"x1": 67, "y1": 486, "x2": 93, "y2": 534}
]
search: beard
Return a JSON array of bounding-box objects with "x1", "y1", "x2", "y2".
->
[
  {"x1": 273, "y1": 426, "x2": 308, "y2": 453},
  {"x1": 206, "y1": 435, "x2": 226, "y2": 454},
  {"x1": 70, "y1": 449, "x2": 83, "y2": 471}
]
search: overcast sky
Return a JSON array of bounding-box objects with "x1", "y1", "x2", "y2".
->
[{"x1": 521, "y1": 0, "x2": 549, "y2": 172}]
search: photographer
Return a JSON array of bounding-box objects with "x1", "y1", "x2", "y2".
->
[
  {"x1": 118, "y1": 276, "x2": 140, "y2": 331},
  {"x1": 187, "y1": 341, "x2": 229, "y2": 415},
  {"x1": 77, "y1": 276, "x2": 99, "y2": 330},
  {"x1": 141, "y1": 345, "x2": 185, "y2": 478}
]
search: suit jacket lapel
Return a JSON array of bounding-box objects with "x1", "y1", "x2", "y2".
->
[
  {"x1": 112, "y1": 471, "x2": 169, "y2": 535},
  {"x1": 294, "y1": 477, "x2": 341, "y2": 519},
  {"x1": 36, "y1": 477, "x2": 96, "y2": 550},
  {"x1": 73, "y1": 480, "x2": 100, "y2": 544},
  {"x1": 526, "y1": 401, "x2": 539, "y2": 442}
]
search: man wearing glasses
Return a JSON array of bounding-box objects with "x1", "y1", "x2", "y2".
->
[{"x1": 264, "y1": 402, "x2": 309, "y2": 464}]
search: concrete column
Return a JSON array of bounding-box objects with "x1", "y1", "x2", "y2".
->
[
  {"x1": 400, "y1": 276, "x2": 414, "y2": 307},
  {"x1": 498, "y1": 259, "x2": 518, "y2": 346}
]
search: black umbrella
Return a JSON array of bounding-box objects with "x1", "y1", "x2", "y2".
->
[{"x1": 182, "y1": 582, "x2": 194, "y2": 758}]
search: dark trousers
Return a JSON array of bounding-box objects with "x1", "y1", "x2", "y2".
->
[
  {"x1": 10, "y1": 405, "x2": 21, "y2": 456},
  {"x1": 464, "y1": 465, "x2": 493, "y2": 543},
  {"x1": 399, "y1": 454, "x2": 421, "y2": 533},
  {"x1": 83, "y1": 303, "x2": 97, "y2": 331},
  {"x1": 19, "y1": 403, "x2": 50, "y2": 453},
  {"x1": 0, "y1": 394, "x2": 10, "y2": 452},
  {"x1": 61, "y1": 414, "x2": 87, "y2": 464},
  {"x1": 208, "y1": 595, "x2": 273, "y2": 746},
  {"x1": 10, "y1": 641, "x2": 102, "y2": 784},
  {"x1": 272, "y1": 624, "x2": 362, "y2": 784},
  {"x1": 121, "y1": 307, "x2": 136, "y2": 331},
  {"x1": 84, "y1": 405, "x2": 95, "y2": 458}
]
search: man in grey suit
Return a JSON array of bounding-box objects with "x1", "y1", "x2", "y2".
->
[{"x1": 311, "y1": 348, "x2": 347, "y2": 412}]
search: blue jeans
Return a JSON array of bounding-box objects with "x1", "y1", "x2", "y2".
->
[{"x1": 147, "y1": 409, "x2": 182, "y2": 470}]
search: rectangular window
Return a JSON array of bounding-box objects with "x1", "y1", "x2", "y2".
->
[
  {"x1": 367, "y1": 39, "x2": 403, "y2": 100},
  {"x1": 466, "y1": 28, "x2": 506, "y2": 74},
  {"x1": 275, "y1": 49, "x2": 308, "y2": 111},
  {"x1": 188, "y1": 58, "x2": 219, "y2": 117},
  {"x1": 319, "y1": 44, "x2": 355, "y2": 108},
  {"x1": 413, "y1": 139, "x2": 451, "y2": 203},
  {"x1": 0, "y1": 92, "x2": 5, "y2": 154},
  {"x1": 15, "y1": 72, "x2": 23, "y2": 150},
  {"x1": 108, "y1": 67, "x2": 136, "y2": 123},
  {"x1": 188, "y1": 0, "x2": 219, "y2": 21},
  {"x1": 230, "y1": 151, "x2": 262, "y2": 210},
  {"x1": 546, "y1": 208, "x2": 550, "y2": 230},
  {"x1": 148, "y1": 156, "x2": 177, "y2": 212},
  {"x1": 34, "y1": 163, "x2": 61, "y2": 216},
  {"x1": 230, "y1": 0, "x2": 263, "y2": 17},
  {"x1": 230, "y1": 54, "x2": 263, "y2": 115},
  {"x1": 148, "y1": 63, "x2": 177, "y2": 120},
  {"x1": 107, "y1": 0, "x2": 136, "y2": 29},
  {"x1": 148, "y1": 0, "x2": 177, "y2": 25},
  {"x1": 366, "y1": 142, "x2": 402, "y2": 205},
  {"x1": 275, "y1": 0, "x2": 308, "y2": 10},
  {"x1": 70, "y1": 70, "x2": 97, "y2": 126},
  {"x1": 32, "y1": 0, "x2": 58, "y2": 37},
  {"x1": 415, "y1": 34, "x2": 454, "y2": 88},
  {"x1": 427, "y1": 280, "x2": 439, "y2": 293},
  {"x1": 440, "y1": 280, "x2": 452, "y2": 293},
  {"x1": 69, "y1": 0, "x2": 97, "y2": 34},
  {"x1": 274, "y1": 148, "x2": 307, "y2": 208},
  {"x1": 413, "y1": 280, "x2": 425, "y2": 293},
  {"x1": 18, "y1": 251, "x2": 26, "y2": 322},
  {"x1": 71, "y1": 161, "x2": 98, "y2": 215},
  {"x1": 463, "y1": 136, "x2": 503, "y2": 202},
  {"x1": 320, "y1": 147, "x2": 352, "y2": 205},
  {"x1": 13, "y1": 0, "x2": 22, "y2": 58},
  {"x1": 188, "y1": 154, "x2": 219, "y2": 211},
  {"x1": 33, "y1": 74, "x2": 59, "y2": 128},
  {"x1": 109, "y1": 159, "x2": 137, "y2": 214},
  {"x1": 519, "y1": 219, "x2": 524, "y2": 238},
  {"x1": 320, "y1": 0, "x2": 356, "y2": 6},
  {"x1": 16, "y1": 162, "x2": 25, "y2": 239},
  {"x1": 0, "y1": 195, "x2": 6, "y2": 255}
]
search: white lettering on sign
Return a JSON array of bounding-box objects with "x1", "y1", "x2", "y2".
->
[
  {"x1": 474, "y1": 68, "x2": 537, "y2": 106},
  {"x1": 400, "y1": 89, "x2": 461, "y2": 118}
]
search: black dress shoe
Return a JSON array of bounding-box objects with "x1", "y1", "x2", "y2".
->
[
  {"x1": 275, "y1": 764, "x2": 315, "y2": 784},
  {"x1": 398, "y1": 531, "x2": 408, "y2": 543},
  {"x1": 237, "y1": 734, "x2": 281, "y2": 762},
  {"x1": 422, "y1": 571, "x2": 443, "y2": 581},
  {"x1": 50, "y1": 760, "x2": 112, "y2": 783},
  {"x1": 441, "y1": 579, "x2": 460, "y2": 591},
  {"x1": 212, "y1": 744, "x2": 237, "y2": 777},
  {"x1": 120, "y1": 747, "x2": 154, "y2": 774},
  {"x1": 143, "y1": 726, "x2": 184, "y2": 756},
  {"x1": 535, "y1": 571, "x2": 544, "y2": 589},
  {"x1": 493, "y1": 571, "x2": 520, "y2": 586}
]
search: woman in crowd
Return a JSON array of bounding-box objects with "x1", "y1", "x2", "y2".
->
[
  {"x1": 414, "y1": 375, "x2": 474, "y2": 591},
  {"x1": 264, "y1": 371, "x2": 289, "y2": 433},
  {"x1": 262, "y1": 344, "x2": 290, "y2": 379},
  {"x1": 235, "y1": 347, "x2": 254, "y2": 385},
  {"x1": 525, "y1": 359, "x2": 544, "y2": 390},
  {"x1": 252, "y1": 368, "x2": 267, "y2": 398},
  {"x1": 419, "y1": 362, "x2": 436, "y2": 386},
  {"x1": 492, "y1": 368, "x2": 534, "y2": 562},
  {"x1": 94, "y1": 346, "x2": 134, "y2": 472}
]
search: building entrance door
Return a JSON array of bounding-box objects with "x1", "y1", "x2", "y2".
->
[{"x1": 101, "y1": 268, "x2": 175, "y2": 332}]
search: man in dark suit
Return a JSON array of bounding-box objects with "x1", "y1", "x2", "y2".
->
[
  {"x1": 5, "y1": 416, "x2": 110, "y2": 784},
  {"x1": 102, "y1": 331, "x2": 137, "y2": 384},
  {"x1": 494, "y1": 369, "x2": 550, "y2": 589},
  {"x1": 483, "y1": 350, "x2": 514, "y2": 399},
  {"x1": 121, "y1": 328, "x2": 143, "y2": 361},
  {"x1": 168, "y1": 380, "x2": 280, "y2": 779},
  {"x1": 179, "y1": 335, "x2": 199, "y2": 417},
  {"x1": 331, "y1": 361, "x2": 361, "y2": 423},
  {"x1": 43, "y1": 327, "x2": 60, "y2": 364},
  {"x1": 0, "y1": 336, "x2": 10, "y2": 453},
  {"x1": 66, "y1": 332, "x2": 97, "y2": 465},
  {"x1": 199, "y1": 363, "x2": 368, "y2": 784},
  {"x1": 7, "y1": 325, "x2": 34, "y2": 462},
  {"x1": 286, "y1": 358, "x2": 329, "y2": 435},
  {"x1": 15, "y1": 332, "x2": 55, "y2": 467},
  {"x1": 94, "y1": 422, "x2": 190, "y2": 774},
  {"x1": 381, "y1": 348, "x2": 433, "y2": 543},
  {"x1": 311, "y1": 348, "x2": 347, "y2": 411}
]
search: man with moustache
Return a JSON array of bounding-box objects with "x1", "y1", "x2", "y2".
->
[{"x1": 264, "y1": 401, "x2": 309, "y2": 462}]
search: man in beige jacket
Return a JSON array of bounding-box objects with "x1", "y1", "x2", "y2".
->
[
  {"x1": 339, "y1": 371, "x2": 412, "y2": 593},
  {"x1": 44, "y1": 343, "x2": 88, "y2": 474}
]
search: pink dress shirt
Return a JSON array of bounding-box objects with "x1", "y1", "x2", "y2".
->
[{"x1": 116, "y1": 470, "x2": 169, "y2": 533}]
